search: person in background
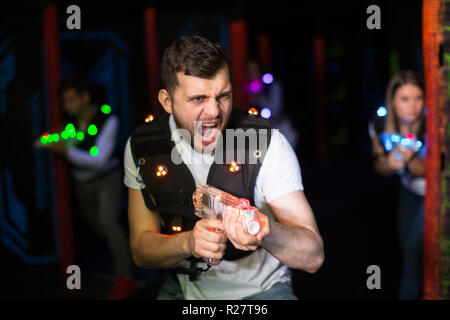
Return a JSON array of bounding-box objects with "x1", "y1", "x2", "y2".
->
[
  {"x1": 36, "y1": 75, "x2": 138, "y2": 299},
  {"x1": 369, "y1": 70, "x2": 426, "y2": 300},
  {"x1": 247, "y1": 59, "x2": 299, "y2": 150}
]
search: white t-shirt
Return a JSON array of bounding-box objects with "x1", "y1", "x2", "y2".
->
[{"x1": 123, "y1": 114, "x2": 304, "y2": 299}]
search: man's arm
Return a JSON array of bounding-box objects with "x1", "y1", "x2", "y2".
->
[
  {"x1": 128, "y1": 188, "x2": 227, "y2": 269},
  {"x1": 261, "y1": 190, "x2": 324, "y2": 273},
  {"x1": 222, "y1": 190, "x2": 324, "y2": 273},
  {"x1": 221, "y1": 129, "x2": 324, "y2": 273},
  {"x1": 128, "y1": 188, "x2": 191, "y2": 268},
  {"x1": 65, "y1": 115, "x2": 119, "y2": 168}
]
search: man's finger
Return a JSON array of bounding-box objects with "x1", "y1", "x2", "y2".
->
[
  {"x1": 199, "y1": 218, "x2": 225, "y2": 231},
  {"x1": 230, "y1": 213, "x2": 259, "y2": 246},
  {"x1": 199, "y1": 240, "x2": 226, "y2": 253},
  {"x1": 196, "y1": 226, "x2": 226, "y2": 244},
  {"x1": 202, "y1": 229, "x2": 227, "y2": 244},
  {"x1": 197, "y1": 248, "x2": 224, "y2": 261},
  {"x1": 216, "y1": 231, "x2": 228, "y2": 244}
]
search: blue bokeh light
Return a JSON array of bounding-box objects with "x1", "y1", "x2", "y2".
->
[
  {"x1": 377, "y1": 106, "x2": 387, "y2": 117},
  {"x1": 260, "y1": 107, "x2": 272, "y2": 119},
  {"x1": 262, "y1": 73, "x2": 274, "y2": 84}
]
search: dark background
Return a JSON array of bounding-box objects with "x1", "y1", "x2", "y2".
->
[{"x1": 0, "y1": 0, "x2": 423, "y2": 299}]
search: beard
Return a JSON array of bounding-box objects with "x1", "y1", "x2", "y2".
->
[{"x1": 172, "y1": 108, "x2": 230, "y2": 154}]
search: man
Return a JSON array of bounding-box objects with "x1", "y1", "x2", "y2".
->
[
  {"x1": 37, "y1": 75, "x2": 137, "y2": 299},
  {"x1": 124, "y1": 36, "x2": 324, "y2": 300}
]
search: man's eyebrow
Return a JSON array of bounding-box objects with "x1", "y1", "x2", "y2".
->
[
  {"x1": 186, "y1": 90, "x2": 231, "y2": 100},
  {"x1": 186, "y1": 94, "x2": 209, "y2": 100},
  {"x1": 217, "y1": 90, "x2": 232, "y2": 96}
]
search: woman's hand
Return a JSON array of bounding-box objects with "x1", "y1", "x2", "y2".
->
[
  {"x1": 386, "y1": 149, "x2": 406, "y2": 171},
  {"x1": 396, "y1": 146, "x2": 415, "y2": 163}
]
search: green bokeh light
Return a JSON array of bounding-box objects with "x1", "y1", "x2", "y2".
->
[
  {"x1": 40, "y1": 136, "x2": 47, "y2": 144},
  {"x1": 90, "y1": 146, "x2": 99, "y2": 157},
  {"x1": 87, "y1": 124, "x2": 98, "y2": 136},
  {"x1": 65, "y1": 123, "x2": 75, "y2": 133},
  {"x1": 101, "y1": 104, "x2": 111, "y2": 114},
  {"x1": 61, "y1": 131, "x2": 69, "y2": 139},
  {"x1": 76, "y1": 132, "x2": 85, "y2": 141},
  {"x1": 69, "y1": 130, "x2": 76, "y2": 139},
  {"x1": 52, "y1": 133, "x2": 59, "y2": 142}
]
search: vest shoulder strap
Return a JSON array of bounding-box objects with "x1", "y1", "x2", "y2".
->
[
  {"x1": 130, "y1": 112, "x2": 172, "y2": 162},
  {"x1": 129, "y1": 112, "x2": 197, "y2": 221},
  {"x1": 207, "y1": 109, "x2": 273, "y2": 206}
]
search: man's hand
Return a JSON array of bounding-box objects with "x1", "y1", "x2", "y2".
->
[
  {"x1": 35, "y1": 139, "x2": 68, "y2": 157},
  {"x1": 189, "y1": 219, "x2": 228, "y2": 261},
  {"x1": 222, "y1": 208, "x2": 270, "y2": 251},
  {"x1": 47, "y1": 142, "x2": 68, "y2": 156}
]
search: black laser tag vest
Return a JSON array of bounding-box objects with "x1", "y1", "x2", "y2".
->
[{"x1": 129, "y1": 109, "x2": 272, "y2": 262}]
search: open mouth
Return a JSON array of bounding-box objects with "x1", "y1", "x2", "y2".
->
[{"x1": 201, "y1": 121, "x2": 219, "y2": 145}]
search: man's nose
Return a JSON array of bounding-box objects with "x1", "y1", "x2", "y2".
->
[{"x1": 202, "y1": 98, "x2": 220, "y2": 119}]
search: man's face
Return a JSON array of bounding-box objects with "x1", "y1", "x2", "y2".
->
[
  {"x1": 61, "y1": 88, "x2": 90, "y2": 118},
  {"x1": 170, "y1": 66, "x2": 233, "y2": 153}
]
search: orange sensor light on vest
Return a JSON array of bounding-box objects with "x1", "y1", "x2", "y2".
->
[
  {"x1": 156, "y1": 165, "x2": 168, "y2": 177},
  {"x1": 145, "y1": 114, "x2": 154, "y2": 123},
  {"x1": 172, "y1": 226, "x2": 182, "y2": 232},
  {"x1": 248, "y1": 107, "x2": 259, "y2": 116},
  {"x1": 229, "y1": 160, "x2": 241, "y2": 173}
]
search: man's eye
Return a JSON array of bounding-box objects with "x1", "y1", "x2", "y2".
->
[
  {"x1": 192, "y1": 97, "x2": 204, "y2": 102},
  {"x1": 218, "y1": 94, "x2": 230, "y2": 101}
]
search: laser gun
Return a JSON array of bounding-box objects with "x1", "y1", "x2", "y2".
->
[
  {"x1": 192, "y1": 185, "x2": 261, "y2": 236},
  {"x1": 380, "y1": 132, "x2": 423, "y2": 157},
  {"x1": 34, "y1": 123, "x2": 99, "y2": 156}
]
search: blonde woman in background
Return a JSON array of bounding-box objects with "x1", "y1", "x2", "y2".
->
[{"x1": 369, "y1": 71, "x2": 426, "y2": 299}]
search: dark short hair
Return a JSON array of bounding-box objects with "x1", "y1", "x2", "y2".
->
[
  {"x1": 59, "y1": 74, "x2": 90, "y2": 97},
  {"x1": 161, "y1": 35, "x2": 230, "y2": 96}
]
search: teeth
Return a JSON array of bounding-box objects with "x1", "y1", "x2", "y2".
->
[{"x1": 203, "y1": 123, "x2": 216, "y2": 127}]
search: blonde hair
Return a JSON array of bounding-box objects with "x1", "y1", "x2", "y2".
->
[{"x1": 384, "y1": 70, "x2": 425, "y2": 134}]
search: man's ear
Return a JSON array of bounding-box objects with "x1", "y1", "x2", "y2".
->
[{"x1": 158, "y1": 89, "x2": 173, "y2": 114}]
